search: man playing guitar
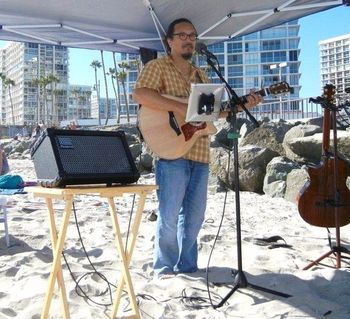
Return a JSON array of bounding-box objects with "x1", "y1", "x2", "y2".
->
[{"x1": 133, "y1": 18, "x2": 262, "y2": 279}]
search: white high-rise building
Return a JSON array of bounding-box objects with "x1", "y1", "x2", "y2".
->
[
  {"x1": 0, "y1": 42, "x2": 69, "y2": 125},
  {"x1": 124, "y1": 21, "x2": 301, "y2": 118},
  {"x1": 320, "y1": 33, "x2": 350, "y2": 103}
]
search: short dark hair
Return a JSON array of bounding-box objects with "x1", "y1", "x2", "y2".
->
[{"x1": 164, "y1": 18, "x2": 195, "y2": 54}]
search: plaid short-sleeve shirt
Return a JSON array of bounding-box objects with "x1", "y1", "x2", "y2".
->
[{"x1": 135, "y1": 55, "x2": 210, "y2": 163}]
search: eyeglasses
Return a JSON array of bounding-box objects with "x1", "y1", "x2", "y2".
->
[{"x1": 172, "y1": 32, "x2": 198, "y2": 41}]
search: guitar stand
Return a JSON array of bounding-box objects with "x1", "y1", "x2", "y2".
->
[
  {"x1": 303, "y1": 213, "x2": 350, "y2": 270},
  {"x1": 304, "y1": 96, "x2": 350, "y2": 270},
  {"x1": 204, "y1": 55, "x2": 292, "y2": 308}
]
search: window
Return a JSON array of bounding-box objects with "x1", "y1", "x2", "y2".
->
[
  {"x1": 246, "y1": 65, "x2": 259, "y2": 75},
  {"x1": 289, "y1": 50, "x2": 298, "y2": 61},
  {"x1": 261, "y1": 40, "x2": 286, "y2": 51},
  {"x1": 228, "y1": 77, "x2": 243, "y2": 88},
  {"x1": 245, "y1": 77, "x2": 259, "y2": 88},
  {"x1": 227, "y1": 54, "x2": 242, "y2": 65},
  {"x1": 245, "y1": 53, "x2": 260, "y2": 64},
  {"x1": 245, "y1": 42, "x2": 259, "y2": 52},
  {"x1": 228, "y1": 66, "x2": 243, "y2": 76},
  {"x1": 261, "y1": 51, "x2": 287, "y2": 63},
  {"x1": 208, "y1": 42, "x2": 224, "y2": 53},
  {"x1": 227, "y1": 42, "x2": 242, "y2": 53}
]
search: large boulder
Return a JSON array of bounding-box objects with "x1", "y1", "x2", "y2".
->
[
  {"x1": 284, "y1": 168, "x2": 309, "y2": 203},
  {"x1": 283, "y1": 124, "x2": 322, "y2": 163},
  {"x1": 240, "y1": 120, "x2": 295, "y2": 156},
  {"x1": 263, "y1": 156, "x2": 300, "y2": 197},
  {"x1": 283, "y1": 130, "x2": 350, "y2": 164},
  {"x1": 210, "y1": 144, "x2": 279, "y2": 193}
]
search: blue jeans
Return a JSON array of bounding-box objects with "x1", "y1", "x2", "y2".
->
[{"x1": 154, "y1": 158, "x2": 209, "y2": 277}]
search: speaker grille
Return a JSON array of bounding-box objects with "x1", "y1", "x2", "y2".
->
[{"x1": 56, "y1": 135, "x2": 132, "y2": 174}]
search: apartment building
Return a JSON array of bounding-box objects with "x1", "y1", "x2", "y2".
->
[
  {"x1": 0, "y1": 42, "x2": 69, "y2": 125},
  {"x1": 123, "y1": 21, "x2": 301, "y2": 117},
  {"x1": 320, "y1": 33, "x2": 350, "y2": 103}
]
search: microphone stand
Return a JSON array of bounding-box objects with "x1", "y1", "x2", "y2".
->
[{"x1": 203, "y1": 54, "x2": 291, "y2": 307}]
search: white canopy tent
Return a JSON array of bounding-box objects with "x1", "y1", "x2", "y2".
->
[{"x1": 0, "y1": 0, "x2": 347, "y2": 53}]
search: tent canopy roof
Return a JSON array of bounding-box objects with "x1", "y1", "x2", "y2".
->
[{"x1": 0, "y1": 0, "x2": 345, "y2": 53}]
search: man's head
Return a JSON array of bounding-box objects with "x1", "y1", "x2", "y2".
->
[{"x1": 166, "y1": 18, "x2": 197, "y2": 60}]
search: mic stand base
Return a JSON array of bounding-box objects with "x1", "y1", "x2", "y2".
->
[{"x1": 215, "y1": 265, "x2": 291, "y2": 309}]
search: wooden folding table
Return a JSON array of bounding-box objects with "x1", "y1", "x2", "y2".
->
[{"x1": 27, "y1": 184, "x2": 157, "y2": 319}]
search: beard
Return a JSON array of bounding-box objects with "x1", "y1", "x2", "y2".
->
[{"x1": 181, "y1": 52, "x2": 193, "y2": 60}]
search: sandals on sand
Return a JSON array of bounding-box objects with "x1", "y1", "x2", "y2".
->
[{"x1": 245, "y1": 235, "x2": 293, "y2": 249}]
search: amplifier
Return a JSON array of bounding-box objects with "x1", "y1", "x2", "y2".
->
[{"x1": 31, "y1": 128, "x2": 140, "y2": 187}]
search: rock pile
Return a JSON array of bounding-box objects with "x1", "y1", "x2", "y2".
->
[{"x1": 1, "y1": 119, "x2": 349, "y2": 204}]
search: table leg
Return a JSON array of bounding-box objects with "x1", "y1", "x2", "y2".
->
[
  {"x1": 108, "y1": 194, "x2": 147, "y2": 319},
  {"x1": 41, "y1": 197, "x2": 73, "y2": 319}
]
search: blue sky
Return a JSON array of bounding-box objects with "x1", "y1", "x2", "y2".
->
[{"x1": 1, "y1": 6, "x2": 349, "y2": 99}]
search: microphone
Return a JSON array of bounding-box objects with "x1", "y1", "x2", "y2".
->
[{"x1": 195, "y1": 42, "x2": 217, "y2": 59}]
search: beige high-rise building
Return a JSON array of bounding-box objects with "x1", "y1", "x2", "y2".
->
[
  {"x1": 320, "y1": 33, "x2": 350, "y2": 103},
  {"x1": 0, "y1": 42, "x2": 69, "y2": 125}
]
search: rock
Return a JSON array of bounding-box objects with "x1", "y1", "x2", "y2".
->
[
  {"x1": 283, "y1": 130, "x2": 350, "y2": 164},
  {"x1": 129, "y1": 143, "x2": 142, "y2": 160},
  {"x1": 263, "y1": 180, "x2": 286, "y2": 198},
  {"x1": 284, "y1": 168, "x2": 309, "y2": 203},
  {"x1": 263, "y1": 156, "x2": 300, "y2": 197},
  {"x1": 240, "y1": 120, "x2": 294, "y2": 156},
  {"x1": 139, "y1": 153, "x2": 154, "y2": 172},
  {"x1": 220, "y1": 145, "x2": 279, "y2": 193}
]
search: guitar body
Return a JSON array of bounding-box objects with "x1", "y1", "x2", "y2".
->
[
  {"x1": 138, "y1": 82, "x2": 291, "y2": 159},
  {"x1": 138, "y1": 106, "x2": 217, "y2": 159},
  {"x1": 297, "y1": 156, "x2": 350, "y2": 228}
]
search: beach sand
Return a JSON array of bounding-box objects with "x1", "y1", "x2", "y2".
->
[{"x1": 0, "y1": 159, "x2": 349, "y2": 318}]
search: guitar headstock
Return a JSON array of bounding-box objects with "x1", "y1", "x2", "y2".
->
[
  {"x1": 322, "y1": 84, "x2": 336, "y2": 104},
  {"x1": 269, "y1": 81, "x2": 292, "y2": 95}
]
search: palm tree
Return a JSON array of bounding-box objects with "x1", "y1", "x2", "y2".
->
[
  {"x1": 4, "y1": 78, "x2": 16, "y2": 125},
  {"x1": 0, "y1": 73, "x2": 16, "y2": 125},
  {"x1": 71, "y1": 88, "x2": 81, "y2": 119},
  {"x1": 45, "y1": 74, "x2": 60, "y2": 125},
  {"x1": 118, "y1": 62, "x2": 130, "y2": 123},
  {"x1": 52, "y1": 88, "x2": 63, "y2": 124},
  {"x1": 107, "y1": 67, "x2": 121, "y2": 123},
  {"x1": 80, "y1": 90, "x2": 91, "y2": 119},
  {"x1": 113, "y1": 52, "x2": 122, "y2": 123},
  {"x1": 100, "y1": 51, "x2": 110, "y2": 125},
  {"x1": 31, "y1": 77, "x2": 42, "y2": 123},
  {"x1": 32, "y1": 74, "x2": 59, "y2": 125},
  {"x1": 90, "y1": 60, "x2": 102, "y2": 125}
]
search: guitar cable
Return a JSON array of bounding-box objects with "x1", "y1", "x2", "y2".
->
[{"x1": 61, "y1": 197, "x2": 143, "y2": 308}]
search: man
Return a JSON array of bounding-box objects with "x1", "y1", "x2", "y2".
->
[
  {"x1": 133, "y1": 18, "x2": 262, "y2": 279},
  {"x1": 0, "y1": 145, "x2": 9, "y2": 175}
]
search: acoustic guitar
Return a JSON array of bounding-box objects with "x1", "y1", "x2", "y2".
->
[
  {"x1": 297, "y1": 84, "x2": 350, "y2": 227},
  {"x1": 138, "y1": 81, "x2": 291, "y2": 159}
]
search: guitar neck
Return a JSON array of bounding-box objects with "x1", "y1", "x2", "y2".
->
[
  {"x1": 239, "y1": 87, "x2": 269, "y2": 104},
  {"x1": 224, "y1": 81, "x2": 291, "y2": 108}
]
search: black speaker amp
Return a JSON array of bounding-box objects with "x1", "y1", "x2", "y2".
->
[{"x1": 31, "y1": 128, "x2": 140, "y2": 187}]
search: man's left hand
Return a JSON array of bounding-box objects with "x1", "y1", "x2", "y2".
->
[{"x1": 244, "y1": 89, "x2": 263, "y2": 109}]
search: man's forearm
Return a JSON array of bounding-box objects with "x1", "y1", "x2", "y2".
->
[{"x1": 133, "y1": 88, "x2": 187, "y2": 117}]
